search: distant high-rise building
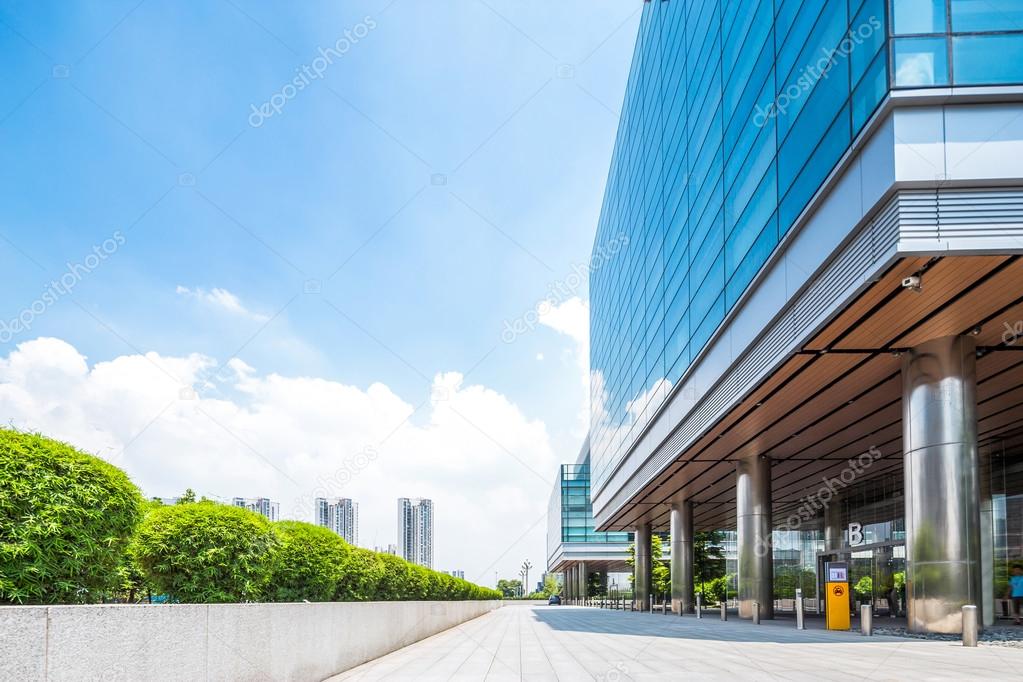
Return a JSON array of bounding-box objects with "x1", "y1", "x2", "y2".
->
[
  {"x1": 444, "y1": 570, "x2": 465, "y2": 580},
  {"x1": 373, "y1": 544, "x2": 398, "y2": 556},
  {"x1": 315, "y1": 497, "x2": 358, "y2": 545},
  {"x1": 397, "y1": 497, "x2": 433, "y2": 569},
  {"x1": 232, "y1": 497, "x2": 279, "y2": 521}
]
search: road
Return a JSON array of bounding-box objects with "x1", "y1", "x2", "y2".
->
[{"x1": 330, "y1": 603, "x2": 1023, "y2": 680}]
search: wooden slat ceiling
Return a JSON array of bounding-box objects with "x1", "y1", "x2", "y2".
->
[{"x1": 602, "y1": 255, "x2": 1023, "y2": 532}]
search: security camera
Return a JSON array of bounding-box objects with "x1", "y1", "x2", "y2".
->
[{"x1": 902, "y1": 275, "x2": 922, "y2": 293}]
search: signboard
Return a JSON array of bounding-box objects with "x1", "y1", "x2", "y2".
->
[
  {"x1": 825, "y1": 561, "x2": 850, "y2": 631},
  {"x1": 827, "y1": 563, "x2": 848, "y2": 582}
]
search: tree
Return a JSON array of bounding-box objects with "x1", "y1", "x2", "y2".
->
[
  {"x1": 693, "y1": 531, "x2": 726, "y2": 598},
  {"x1": 131, "y1": 501, "x2": 279, "y2": 603},
  {"x1": 626, "y1": 534, "x2": 671, "y2": 596},
  {"x1": 0, "y1": 429, "x2": 144, "y2": 604},
  {"x1": 497, "y1": 579, "x2": 523, "y2": 598},
  {"x1": 542, "y1": 573, "x2": 560, "y2": 596},
  {"x1": 177, "y1": 488, "x2": 197, "y2": 504}
]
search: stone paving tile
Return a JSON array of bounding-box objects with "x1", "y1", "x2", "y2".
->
[{"x1": 329, "y1": 604, "x2": 1023, "y2": 681}]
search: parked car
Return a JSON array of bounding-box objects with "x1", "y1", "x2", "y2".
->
[{"x1": 548, "y1": 594, "x2": 561, "y2": 605}]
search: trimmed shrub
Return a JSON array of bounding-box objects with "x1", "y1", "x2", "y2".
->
[
  {"x1": 131, "y1": 501, "x2": 278, "y2": 603},
  {"x1": 266, "y1": 521, "x2": 349, "y2": 602},
  {"x1": 337, "y1": 547, "x2": 386, "y2": 601},
  {"x1": 0, "y1": 429, "x2": 143, "y2": 604}
]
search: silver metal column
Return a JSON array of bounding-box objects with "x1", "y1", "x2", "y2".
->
[
  {"x1": 737, "y1": 454, "x2": 773, "y2": 619},
  {"x1": 670, "y1": 500, "x2": 694, "y2": 614},
  {"x1": 635, "y1": 522, "x2": 651, "y2": 611},
  {"x1": 566, "y1": 566, "x2": 575, "y2": 603},
  {"x1": 578, "y1": 561, "x2": 587, "y2": 605},
  {"x1": 980, "y1": 449, "x2": 994, "y2": 627},
  {"x1": 903, "y1": 335, "x2": 981, "y2": 634},
  {"x1": 824, "y1": 494, "x2": 843, "y2": 552}
]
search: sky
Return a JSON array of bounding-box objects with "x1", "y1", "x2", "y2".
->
[{"x1": 0, "y1": 0, "x2": 641, "y2": 588}]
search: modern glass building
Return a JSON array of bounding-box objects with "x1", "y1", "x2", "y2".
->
[
  {"x1": 546, "y1": 439, "x2": 636, "y2": 603},
  {"x1": 589, "y1": 0, "x2": 1023, "y2": 633}
]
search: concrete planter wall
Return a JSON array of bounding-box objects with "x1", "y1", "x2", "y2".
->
[{"x1": 0, "y1": 600, "x2": 502, "y2": 681}]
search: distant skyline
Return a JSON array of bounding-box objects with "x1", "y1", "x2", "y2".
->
[{"x1": 0, "y1": 1, "x2": 641, "y2": 586}]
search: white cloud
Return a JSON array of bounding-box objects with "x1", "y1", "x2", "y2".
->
[
  {"x1": 539, "y1": 296, "x2": 590, "y2": 436},
  {"x1": 0, "y1": 337, "x2": 555, "y2": 587},
  {"x1": 176, "y1": 285, "x2": 269, "y2": 322}
]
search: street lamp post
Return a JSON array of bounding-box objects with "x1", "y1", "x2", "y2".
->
[{"x1": 521, "y1": 560, "x2": 533, "y2": 596}]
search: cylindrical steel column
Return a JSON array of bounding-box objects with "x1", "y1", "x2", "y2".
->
[
  {"x1": 737, "y1": 455, "x2": 774, "y2": 619},
  {"x1": 903, "y1": 335, "x2": 981, "y2": 634},
  {"x1": 670, "y1": 500, "x2": 694, "y2": 614},
  {"x1": 578, "y1": 561, "x2": 587, "y2": 605},
  {"x1": 980, "y1": 449, "x2": 994, "y2": 627},
  {"x1": 566, "y1": 566, "x2": 575, "y2": 603},
  {"x1": 635, "y1": 522, "x2": 652, "y2": 611},
  {"x1": 824, "y1": 494, "x2": 843, "y2": 552}
]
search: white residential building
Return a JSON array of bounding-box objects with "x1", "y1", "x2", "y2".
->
[
  {"x1": 397, "y1": 497, "x2": 433, "y2": 569},
  {"x1": 315, "y1": 497, "x2": 358, "y2": 545}
]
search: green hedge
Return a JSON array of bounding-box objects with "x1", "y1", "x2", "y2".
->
[
  {"x1": 130, "y1": 501, "x2": 279, "y2": 603},
  {"x1": 131, "y1": 506, "x2": 501, "y2": 603},
  {"x1": 265, "y1": 521, "x2": 348, "y2": 602},
  {"x1": 0, "y1": 429, "x2": 144, "y2": 604},
  {"x1": 0, "y1": 428, "x2": 500, "y2": 604}
]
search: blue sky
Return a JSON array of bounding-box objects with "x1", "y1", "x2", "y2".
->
[{"x1": 0, "y1": 0, "x2": 639, "y2": 585}]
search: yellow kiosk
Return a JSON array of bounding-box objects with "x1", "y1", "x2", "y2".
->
[{"x1": 825, "y1": 562, "x2": 850, "y2": 631}]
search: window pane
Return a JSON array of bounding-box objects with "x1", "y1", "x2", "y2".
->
[
  {"x1": 892, "y1": 0, "x2": 947, "y2": 34},
  {"x1": 951, "y1": 0, "x2": 1023, "y2": 31},
  {"x1": 893, "y1": 37, "x2": 950, "y2": 86},
  {"x1": 953, "y1": 34, "x2": 1023, "y2": 85}
]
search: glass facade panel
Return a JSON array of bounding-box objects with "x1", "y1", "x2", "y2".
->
[
  {"x1": 954, "y1": 34, "x2": 1023, "y2": 84},
  {"x1": 890, "y1": 0, "x2": 1023, "y2": 87},
  {"x1": 892, "y1": 0, "x2": 947, "y2": 34},
  {"x1": 893, "y1": 36, "x2": 950, "y2": 85},
  {"x1": 951, "y1": 0, "x2": 1023, "y2": 31}
]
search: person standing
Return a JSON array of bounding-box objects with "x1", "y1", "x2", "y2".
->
[{"x1": 1007, "y1": 565, "x2": 1023, "y2": 625}]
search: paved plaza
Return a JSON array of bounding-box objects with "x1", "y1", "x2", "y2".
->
[{"x1": 332, "y1": 604, "x2": 1023, "y2": 681}]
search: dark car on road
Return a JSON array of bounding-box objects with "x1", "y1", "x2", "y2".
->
[{"x1": 548, "y1": 594, "x2": 561, "y2": 605}]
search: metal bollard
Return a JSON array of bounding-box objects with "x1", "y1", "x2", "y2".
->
[
  {"x1": 753, "y1": 601, "x2": 760, "y2": 625},
  {"x1": 795, "y1": 588, "x2": 805, "y2": 630},
  {"x1": 962, "y1": 605, "x2": 978, "y2": 647},
  {"x1": 720, "y1": 601, "x2": 727, "y2": 621},
  {"x1": 861, "y1": 604, "x2": 873, "y2": 636},
  {"x1": 696, "y1": 593, "x2": 702, "y2": 619}
]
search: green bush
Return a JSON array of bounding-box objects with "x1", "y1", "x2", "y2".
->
[
  {"x1": 0, "y1": 429, "x2": 144, "y2": 604},
  {"x1": 131, "y1": 501, "x2": 278, "y2": 603},
  {"x1": 337, "y1": 547, "x2": 386, "y2": 601},
  {"x1": 265, "y1": 521, "x2": 349, "y2": 602}
]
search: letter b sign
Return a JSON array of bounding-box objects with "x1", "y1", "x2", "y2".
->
[{"x1": 848, "y1": 522, "x2": 864, "y2": 547}]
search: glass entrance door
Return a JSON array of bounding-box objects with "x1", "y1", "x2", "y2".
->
[{"x1": 819, "y1": 542, "x2": 905, "y2": 617}]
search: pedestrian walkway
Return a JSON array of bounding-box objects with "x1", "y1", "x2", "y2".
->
[{"x1": 330, "y1": 604, "x2": 1023, "y2": 680}]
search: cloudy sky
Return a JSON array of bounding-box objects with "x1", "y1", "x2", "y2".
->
[{"x1": 0, "y1": 1, "x2": 640, "y2": 587}]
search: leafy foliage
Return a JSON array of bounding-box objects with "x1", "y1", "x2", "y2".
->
[
  {"x1": 3, "y1": 428, "x2": 501, "y2": 605},
  {"x1": 626, "y1": 533, "x2": 671, "y2": 596},
  {"x1": 130, "y1": 501, "x2": 279, "y2": 603},
  {"x1": 693, "y1": 531, "x2": 726, "y2": 595},
  {"x1": 265, "y1": 521, "x2": 348, "y2": 602},
  {"x1": 0, "y1": 429, "x2": 144, "y2": 604}
]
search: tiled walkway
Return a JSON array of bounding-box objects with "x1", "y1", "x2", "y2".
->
[{"x1": 330, "y1": 604, "x2": 1023, "y2": 681}]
